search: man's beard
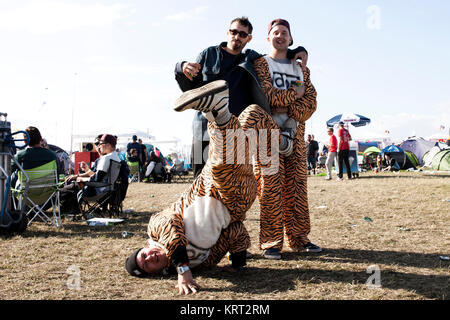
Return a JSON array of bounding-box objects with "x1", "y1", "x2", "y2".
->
[{"x1": 231, "y1": 40, "x2": 243, "y2": 51}]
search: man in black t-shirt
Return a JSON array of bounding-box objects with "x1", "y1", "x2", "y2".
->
[{"x1": 306, "y1": 134, "x2": 319, "y2": 175}]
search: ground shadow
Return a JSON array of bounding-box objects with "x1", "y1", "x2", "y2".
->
[
  {"x1": 197, "y1": 247, "x2": 449, "y2": 299},
  {"x1": 201, "y1": 263, "x2": 448, "y2": 300},
  {"x1": 279, "y1": 248, "x2": 448, "y2": 270},
  {"x1": 356, "y1": 174, "x2": 450, "y2": 179}
]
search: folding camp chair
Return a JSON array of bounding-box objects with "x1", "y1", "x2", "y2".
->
[
  {"x1": 170, "y1": 161, "x2": 189, "y2": 182},
  {"x1": 77, "y1": 159, "x2": 123, "y2": 219},
  {"x1": 127, "y1": 160, "x2": 139, "y2": 183},
  {"x1": 12, "y1": 160, "x2": 62, "y2": 228}
]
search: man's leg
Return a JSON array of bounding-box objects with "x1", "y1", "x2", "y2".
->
[
  {"x1": 325, "y1": 153, "x2": 333, "y2": 179},
  {"x1": 282, "y1": 132, "x2": 314, "y2": 250},
  {"x1": 198, "y1": 221, "x2": 250, "y2": 270},
  {"x1": 238, "y1": 105, "x2": 285, "y2": 257},
  {"x1": 173, "y1": 81, "x2": 257, "y2": 223},
  {"x1": 343, "y1": 150, "x2": 352, "y2": 179},
  {"x1": 338, "y1": 151, "x2": 344, "y2": 179}
]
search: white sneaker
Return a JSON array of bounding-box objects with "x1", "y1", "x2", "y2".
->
[{"x1": 174, "y1": 80, "x2": 229, "y2": 114}]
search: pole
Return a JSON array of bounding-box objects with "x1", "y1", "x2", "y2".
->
[{"x1": 70, "y1": 73, "x2": 77, "y2": 155}]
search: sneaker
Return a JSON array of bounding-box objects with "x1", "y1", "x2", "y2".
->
[
  {"x1": 336, "y1": 177, "x2": 343, "y2": 181},
  {"x1": 303, "y1": 242, "x2": 322, "y2": 253},
  {"x1": 246, "y1": 250, "x2": 254, "y2": 259},
  {"x1": 174, "y1": 80, "x2": 229, "y2": 113},
  {"x1": 325, "y1": 177, "x2": 332, "y2": 180},
  {"x1": 263, "y1": 248, "x2": 282, "y2": 260}
]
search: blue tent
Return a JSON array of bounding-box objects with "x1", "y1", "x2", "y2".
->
[{"x1": 380, "y1": 145, "x2": 415, "y2": 169}]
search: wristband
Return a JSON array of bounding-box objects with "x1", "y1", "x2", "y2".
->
[{"x1": 176, "y1": 263, "x2": 190, "y2": 275}]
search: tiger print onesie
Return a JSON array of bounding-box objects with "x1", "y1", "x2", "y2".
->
[
  {"x1": 252, "y1": 55, "x2": 317, "y2": 251},
  {"x1": 146, "y1": 104, "x2": 280, "y2": 270}
]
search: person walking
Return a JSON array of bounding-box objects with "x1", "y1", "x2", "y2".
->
[{"x1": 325, "y1": 127, "x2": 337, "y2": 180}]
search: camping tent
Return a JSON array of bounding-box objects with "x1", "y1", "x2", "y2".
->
[
  {"x1": 363, "y1": 146, "x2": 381, "y2": 157},
  {"x1": 399, "y1": 137, "x2": 435, "y2": 165},
  {"x1": 404, "y1": 151, "x2": 420, "y2": 168},
  {"x1": 422, "y1": 145, "x2": 446, "y2": 167},
  {"x1": 431, "y1": 149, "x2": 450, "y2": 171},
  {"x1": 380, "y1": 145, "x2": 415, "y2": 170},
  {"x1": 48, "y1": 144, "x2": 72, "y2": 174},
  {"x1": 357, "y1": 141, "x2": 380, "y2": 154}
]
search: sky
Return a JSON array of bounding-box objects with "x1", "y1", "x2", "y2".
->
[{"x1": 1, "y1": 0, "x2": 449, "y2": 154}]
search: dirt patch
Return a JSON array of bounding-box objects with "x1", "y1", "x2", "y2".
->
[{"x1": 1, "y1": 171, "x2": 449, "y2": 300}]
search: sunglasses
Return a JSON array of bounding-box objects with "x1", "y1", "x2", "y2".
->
[{"x1": 229, "y1": 29, "x2": 250, "y2": 38}]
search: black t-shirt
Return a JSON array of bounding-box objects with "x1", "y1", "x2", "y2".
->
[
  {"x1": 219, "y1": 48, "x2": 252, "y2": 117},
  {"x1": 306, "y1": 140, "x2": 319, "y2": 157}
]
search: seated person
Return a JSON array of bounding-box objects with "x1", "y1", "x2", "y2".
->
[
  {"x1": 126, "y1": 148, "x2": 140, "y2": 163},
  {"x1": 144, "y1": 149, "x2": 168, "y2": 182},
  {"x1": 382, "y1": 153, "x2": 400, "y2": 172},
  {"x1": 11, "y1": 126, "x2": 59, "y2": 187},
  {"x1": 375, "y1": 154, "x2": 383, "y2": 172},
  {"x1": 78, "y1": 134, "x2": 121, "y2": 198}
]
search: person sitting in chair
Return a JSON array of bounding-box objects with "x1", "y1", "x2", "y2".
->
[
  {"x1": 78, "y1": 134, "x2": 121, "y2": 198},
  {"x1": 11, "y1": 126, "x2": 59, "y2": 187}
]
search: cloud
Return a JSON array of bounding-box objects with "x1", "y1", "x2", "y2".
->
[
  {"x1": 0, "y1": 0, "x2": 135, "y2": 34},
  {"x1": 164, "y1": 6, "x2": 208, "y2": 22}
]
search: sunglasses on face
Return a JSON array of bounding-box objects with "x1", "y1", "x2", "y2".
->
[{"x1": 229, "y1": 29, "x2": 250, "y2": 38}]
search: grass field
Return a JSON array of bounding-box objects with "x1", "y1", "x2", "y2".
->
[{"x1": 1, "y1": 171, "x2": 449, "y2": 300}]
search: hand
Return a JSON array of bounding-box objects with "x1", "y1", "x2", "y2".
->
[
  {"x1": 182, "y1": 62, "x2": 201, "y2": 81},
  {"x1": 175, "y1": 270, "x2": 200, "y2": 295},
  {"x1": 292, "y1": 51, "x2": 308, "y2": 69},
  {"x1": 294, "y1": 84, "x2": 305, "y2": 99},
  {"x1": 79, "y1": 161, "x2": 89, "y2": 172},
  {"x1": 65, "y1": 174, "x2": 77, "y2": 183}
]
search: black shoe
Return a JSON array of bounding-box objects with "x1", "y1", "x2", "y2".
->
[
  {"x1": 302, "y1": 242, "x2": 322, "y2": 253},
  {"x1": 263, "y1": 248, "x2": 282, "y2": 260}
]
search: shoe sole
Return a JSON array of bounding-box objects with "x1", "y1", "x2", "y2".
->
[
  {"x1": 263, "y1": 254, "x2": 281, "y2": 260},
  {"x1": 174, "y1": 80, "x2": 228, "y2": 112}
]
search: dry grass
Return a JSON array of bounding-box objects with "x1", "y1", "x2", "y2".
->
[{"x1": 1, "y1": 171, "x2": 449, "y2": 300}]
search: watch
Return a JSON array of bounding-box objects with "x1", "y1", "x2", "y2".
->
[{"x1": 176, "y1": 264, "x2": 190, "y2": 275}]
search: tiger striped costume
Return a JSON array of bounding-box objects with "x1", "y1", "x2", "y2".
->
[
  {"x1": 252, "y1": 56, "x2": 317, "y2": 251},
  {"x1": 146, "y1": 104, "x2": 278, "y2": 269}
]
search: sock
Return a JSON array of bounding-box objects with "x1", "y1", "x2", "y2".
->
[{"x1": 203, "y1": 106, "x2": 231, "y2": 127}]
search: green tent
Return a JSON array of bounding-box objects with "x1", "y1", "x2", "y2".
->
[
  {"x1": 363, "y1": 146, "x2": 381, "y2": 156},
  {"x1": 405, "y1": 150, "x2": 420, "y2": 168},
  {"x1": 431, "y1": 149, "x2": 450, "y2": 171}
]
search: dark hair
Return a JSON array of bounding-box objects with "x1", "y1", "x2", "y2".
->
[
  {"x1": 130, "y1": 148, "x2": 137, "y2": 154},
  {"x1": 85, "y1": 143, "x2": 94, "y2": 152},
  {"x1": 25, "y1": 126, "x2": 42, "y2": 146},
  {"x1": 328, "y1": 128, "x2": 334, "y2": 133},
  {"x1": 230, "y1": 16, "x2": 253, "y2": 34}
]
